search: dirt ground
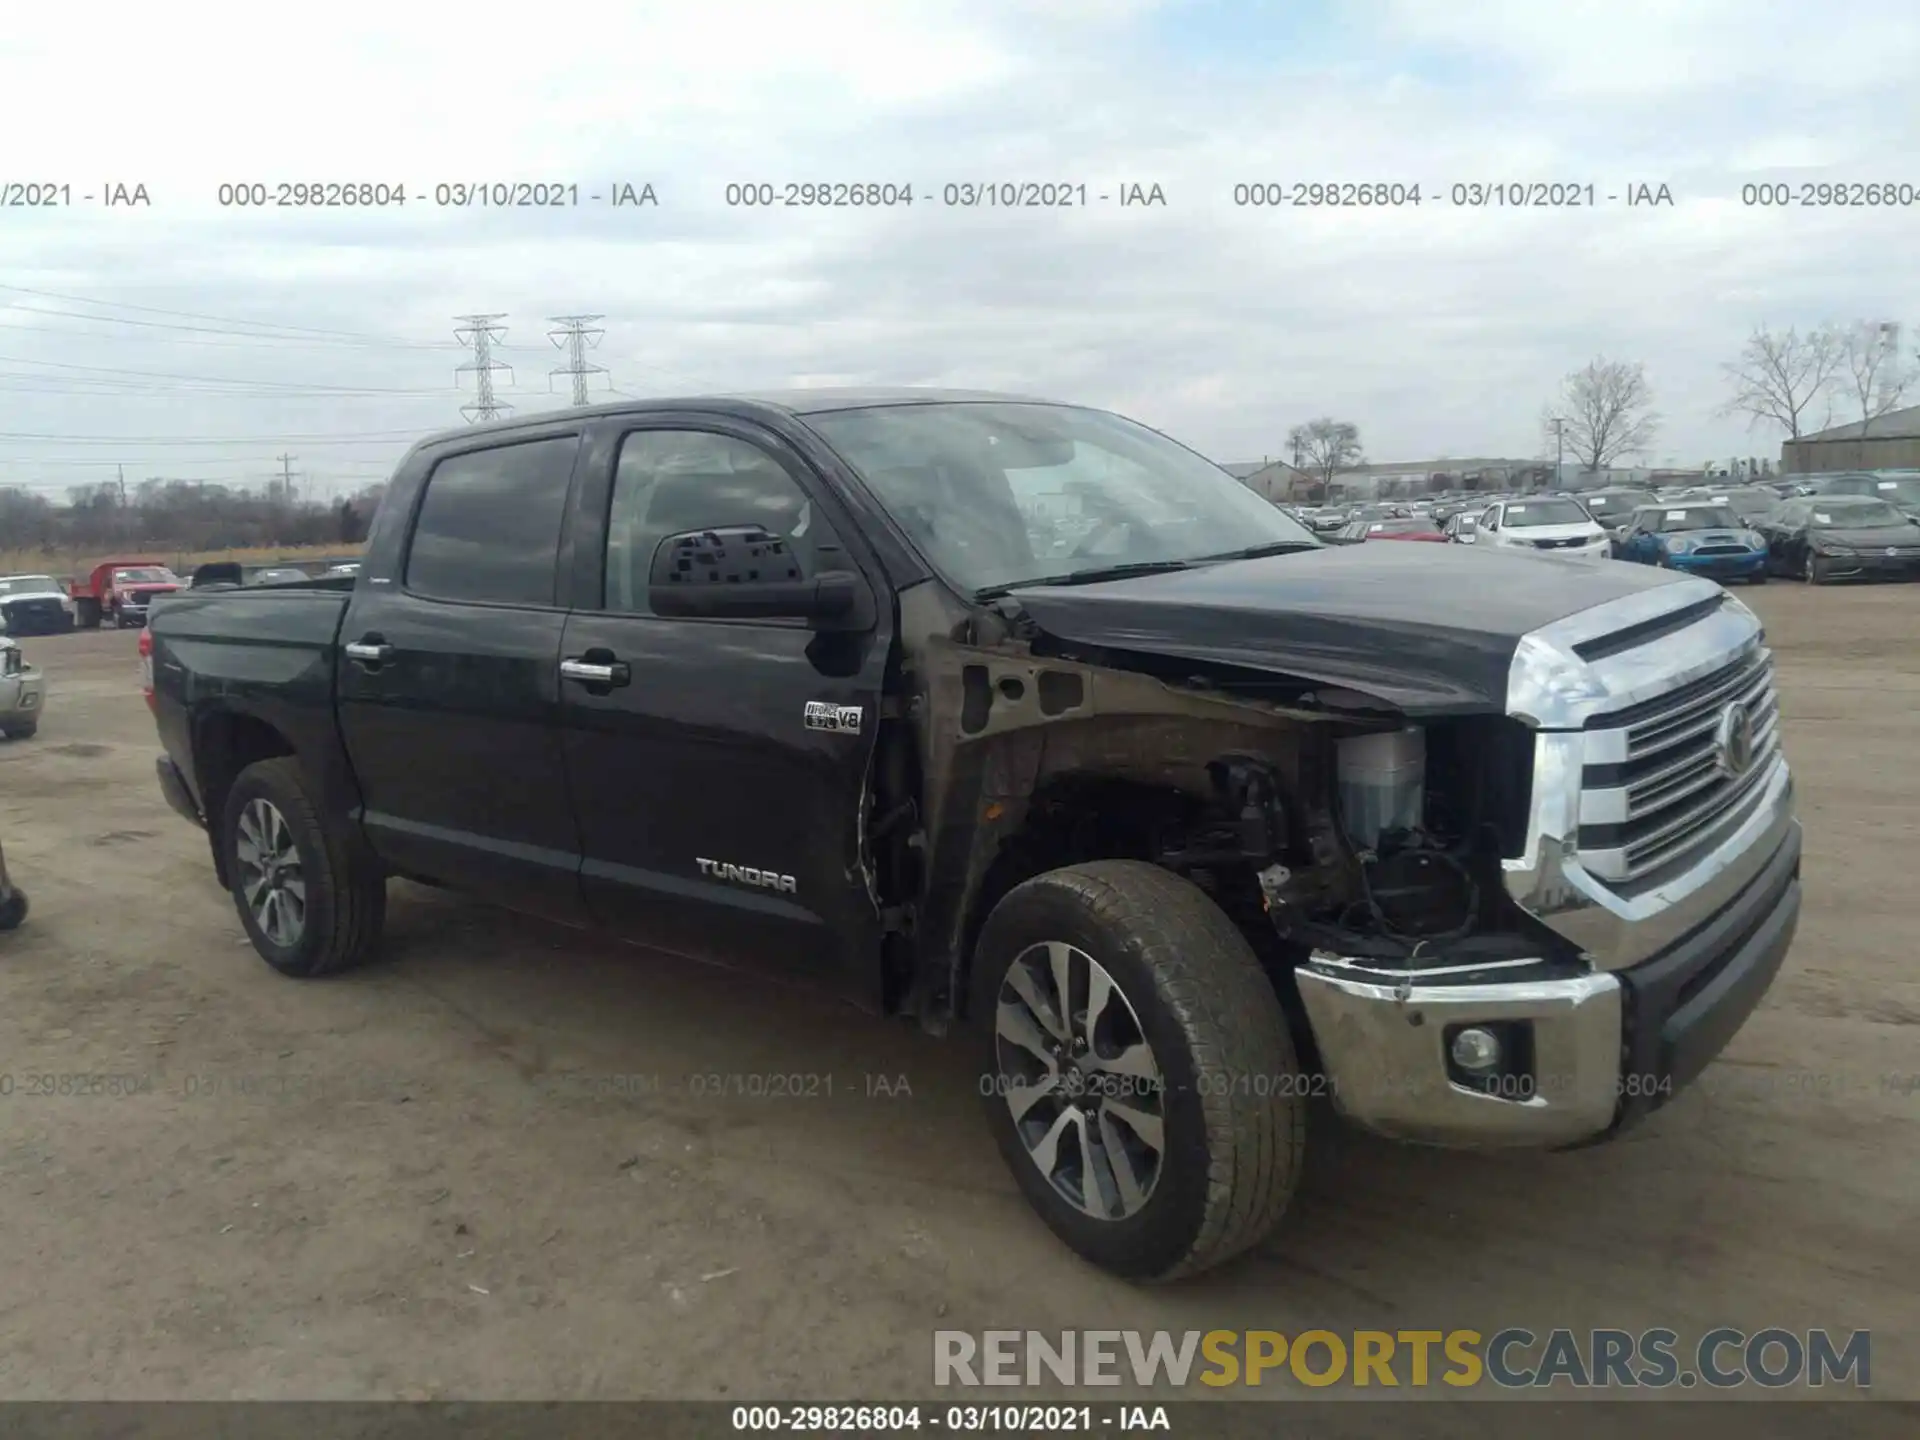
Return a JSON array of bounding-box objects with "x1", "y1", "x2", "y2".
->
[{"x1": 0, "y1": 583, "x2": 1914, "y2": 1405}]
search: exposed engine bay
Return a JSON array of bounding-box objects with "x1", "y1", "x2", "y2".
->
[
  {"x1": 1150, "y1": 716, "x2": 1542, "y2": 968},
  {"x1": 881, "y1": 585, "x2": 1559, "y2": 1026}
]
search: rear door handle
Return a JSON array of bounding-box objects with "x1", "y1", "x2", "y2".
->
[
  {"x1": 345, "y1": 640, "x2": 393, "y2": 665},
  {"x1": 560, "y1": 657, "x2": 631, "y2": 688}
]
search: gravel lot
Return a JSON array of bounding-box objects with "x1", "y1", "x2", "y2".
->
[{"x1": 0, "y1": 583, "x2": 1915, "y2": 1404}]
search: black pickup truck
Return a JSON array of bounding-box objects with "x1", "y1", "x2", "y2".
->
[{"x1": 145, "y1": 389, "x2": 1802, "y2": 1280}]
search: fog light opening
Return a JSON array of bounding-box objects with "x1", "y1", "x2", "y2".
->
[
  {"x1": 1443, "y1": 1020, "x2": 1537, "y2": 1097},
  {"x1": 1450, "y1": 1026, "x2": 1502, "y2": 1073}
]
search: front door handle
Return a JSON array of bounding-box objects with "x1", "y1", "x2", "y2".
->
[
  {"x1": 344, "y1": 638, "x2": 393, "y2": 665},
  {"x1": 560, "y1": 657, "x2": 631, "y2": 688}
]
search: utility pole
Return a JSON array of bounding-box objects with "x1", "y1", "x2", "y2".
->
[
  {"x1": 116, "y1": 463, "x2": 127, "y2": 508},
  {"x1": 1550, "y1": 418, "x2": 1566, "y2": 488},
  {"x1": 454, "y1": 314, "x2": 515, "y2": 422},
  {"x1": 547, "y1": 315, "x2": 608, "y2": 405},
  {"x1": 275, "y1": 453, "x2": 302, "y2": 505}
]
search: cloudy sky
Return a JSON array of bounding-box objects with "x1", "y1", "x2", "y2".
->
[{"x1": 2, "y1": 0, "x2": 1917, "y2": 499}]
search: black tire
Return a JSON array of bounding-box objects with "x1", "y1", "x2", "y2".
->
[
  {"x1": 0, "y1": 889, "x2": 25, "y2": 931},
  {"x1": 76, "y1": 600, "x2": 101, "y2": 630},
  {"x1": 1804, "y1": 553, "x2": 1828, "y2": 585},
  {"x1": 1747, "y1": 573, "x2": 1768, "y2": 585},
  {"x1": 971, "y1": 860, "x2": 1306, "y2": 1281},
  {"x1": 220, "y1": 756, "x2": 385, "y2": 977},
  {"x1": 112, "y1": 605, "x2": 130, "y2": 629},
  {"x1": 3, "y1": 721, "x2": 37, "y2": 740}
]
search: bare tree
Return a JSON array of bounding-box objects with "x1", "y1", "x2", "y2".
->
[
  {"x1": 1718, "y1": 323, "x2": 1841, "y2": 439},
  {"x1": 1543, "y1": 357, "x2": 1659, "y2": 472},
  {"x1": 1835, "y1": 321, "x2": 1914, "y2": 435},
  {"x1": 1285, "y1": 417, "x2": 1364, "y2": 488}
]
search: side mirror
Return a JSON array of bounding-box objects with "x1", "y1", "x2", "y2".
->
[{"x1": 647, "y1": 525, "x2": 865, "y2": 627}]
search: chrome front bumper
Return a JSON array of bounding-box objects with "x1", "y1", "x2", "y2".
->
[
  {"x1": 1297, "y1": 581, "x2": 1803, "y2": 1148},
  {"x1": 1296, "y1": 958, "x2": 1623, "y2": 1146},
  {"x1": 1297, "y1": 816, "x2": 1800, "y2": 1147}
]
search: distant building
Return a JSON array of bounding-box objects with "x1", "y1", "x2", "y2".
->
[
  {"x1": 1222, "y1": 459, "x2": 1317, "y2": 502},
  {"x1": 1779, "y1": 406, "x2": 1920, "y2": 473}
]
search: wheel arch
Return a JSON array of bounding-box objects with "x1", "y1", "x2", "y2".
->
[{"x1": 191, "y1": 706, "x2": 298, "y2": 887}]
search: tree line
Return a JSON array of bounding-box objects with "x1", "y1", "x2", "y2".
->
[
  {"x1": 1279, "y1": 318, "x2": 1918, "y2": 490},
  {"x1": 0, "y1": 478, "x2": 390, "y2": 562}
]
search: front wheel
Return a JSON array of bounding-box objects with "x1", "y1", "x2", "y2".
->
[
  {"x1": 971, "y1": 860, "x2": 1306, "y2": 1281},
  {"x1": 0, "y1": 889, "x2": 25, "y2": 931},
  {"x1": 221, "y1": 757, "x2": 385, "y2": 977},
  {"x1": 1804, "y1": 553, "x2": 1829, "y2": 585},
  {"x1": 2, "y1": 721, "x2": 37, "y2": 740}
]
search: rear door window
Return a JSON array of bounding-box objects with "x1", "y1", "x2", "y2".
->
[{"x1": 405, "y1": 436, "x2": 581, "y2": 605}]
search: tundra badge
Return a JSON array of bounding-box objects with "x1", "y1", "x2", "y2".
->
[
  {"x1": 804, "y1": 701, "x2": 864, "y2": 734},
  {"x1": 696, "y1": 858, "x2": 798, "y2": 894}
]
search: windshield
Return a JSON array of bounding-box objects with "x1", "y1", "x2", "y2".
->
[
  {"x1": 1811, "y1": 500, "x2": 1906, "y2": 528},
  {"x1": 806, "y1": 401, "x2": 1318, "y2": 593},
  {"x1": 1583, "y1": 491, "x2": 1654, "y2": 515},
  {"x1": 1648, "y1": 506, "x2": 1738, "y2": 532},
  {"x1": 1502, "y1": 498, "x2": 1592, "y2": 528},
  {"x1": 113, "y1": 567, "x2": 177, "y2": 583},
  {"x1": 0, "y1": 575, "x2": 60, "y2": 597}
]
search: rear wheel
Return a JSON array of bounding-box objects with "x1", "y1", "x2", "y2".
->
[
  {"x1": 2, "y1": 721, "x2": 37, "y2": 740},
  {"x1": 971, "y1": 860, "x2": 1305, "y2": 1281},
  {"x1": 1804, "y1": 552, "x2": 1829, "y2": 585},
  {"x1": 221, "y1": 757, "x2": 385, "y2": 977}
]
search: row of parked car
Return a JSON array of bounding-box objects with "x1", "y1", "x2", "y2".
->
[
  {"x1": 1287, "y1": 470, "x2": 1920, "y2": 585},
  {"x1": 0, "y1": 556, "x2": 362, "y2": 637}
]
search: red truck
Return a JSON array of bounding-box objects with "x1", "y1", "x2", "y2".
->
[{"x1": 68, "y1": 558, "x2": 184, "y2": 629}]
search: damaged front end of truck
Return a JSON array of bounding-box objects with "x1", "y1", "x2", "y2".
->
[{"x1": 877, "y1": 553, "x2": 1799, "y2": 1154}]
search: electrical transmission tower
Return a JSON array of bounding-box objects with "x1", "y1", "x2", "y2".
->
[
  {"x1": 547, "y1": 315, "x2": 608, "y2": 405},
  {"x1": 454, "y1": 314, "x2": 515, "y2": 423}
]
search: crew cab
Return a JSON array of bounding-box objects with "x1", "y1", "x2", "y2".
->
[{"x1": 145, "y1": 390, "x2": 1802, "y2": 1280}]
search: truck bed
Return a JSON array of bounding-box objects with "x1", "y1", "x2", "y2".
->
[{"x1": 146, "y1": 580, "x2": 358, "y2": 831}]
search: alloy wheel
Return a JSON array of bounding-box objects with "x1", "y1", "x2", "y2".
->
[
  {"x1": 994, "y1": 941, "x2": 1166, "y2": 1221},
  {"x1": 235, "y1": 798, "x2": 307, "y2": 947}
]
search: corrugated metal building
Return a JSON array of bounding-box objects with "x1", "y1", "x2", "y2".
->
[{"x1": 1780, "y1": 405, "x2": 1920, "y2": 473}]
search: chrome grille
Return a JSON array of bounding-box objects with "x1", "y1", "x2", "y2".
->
[
  {"x1": 1577, "y1": 650, "x2": 1782, "y2": 885},
  {"x1": 1692, "y1": 544, "x2": 1749, "y2": 555}
]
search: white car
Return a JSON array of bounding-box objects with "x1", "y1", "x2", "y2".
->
[{"x1": 1474, "y1": 496, "x2": 1612, "y2": 560}]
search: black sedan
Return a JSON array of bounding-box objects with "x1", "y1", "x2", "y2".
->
[
  {"x1": 1756, "y1": 495, "x2": 1920, "y2": 584},
  {"x1": 1805, "y1": 471, "x2": 1920, "y2": 523}
]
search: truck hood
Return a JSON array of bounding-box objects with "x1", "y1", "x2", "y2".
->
[
  {"x1": 120, "y1": 583, "x2": 181, "y2": 597},
  {"x1": 1007, "y1": 542, "x2": 1697, "y2": 716},
  {"x1": 0, "y1": 587, "x2": 67, "y2": 604}
]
